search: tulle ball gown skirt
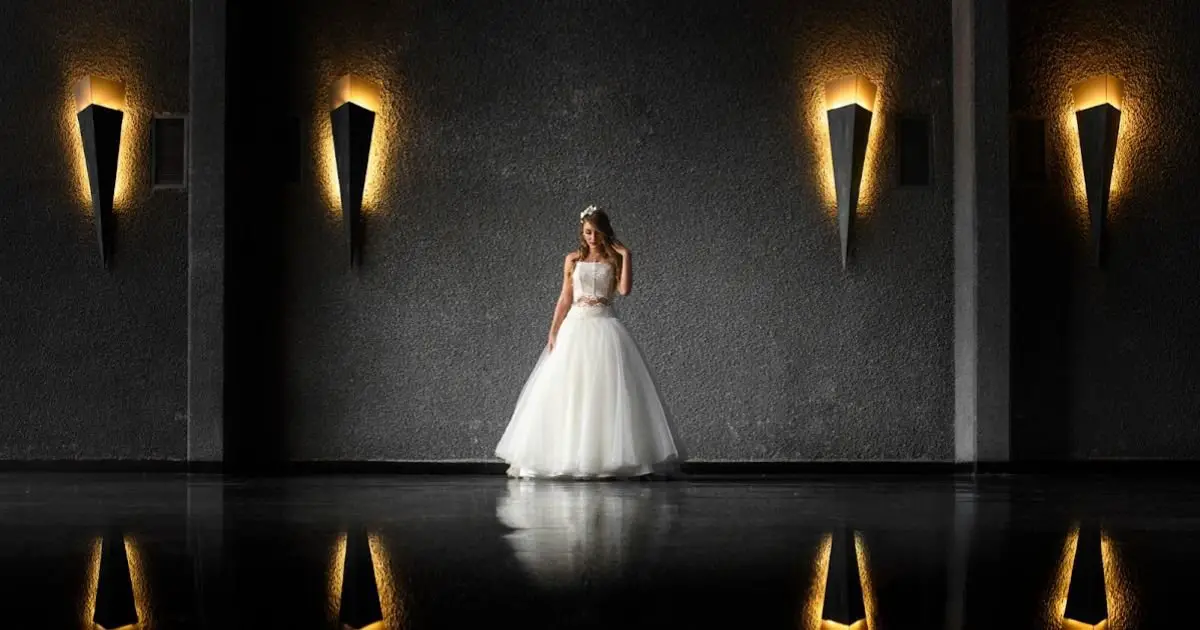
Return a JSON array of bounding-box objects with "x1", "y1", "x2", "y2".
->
[{"x1": 495, "y1": 304, "x2": 684, "y2": 479}]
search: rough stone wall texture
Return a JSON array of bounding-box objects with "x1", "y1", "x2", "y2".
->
[
  {"x1": 0, "y1": 0, "x2": 189, "y2": 460},
  {"x1": 1009, "y1": 0, "x2": 1200, "y2": 459},
  {"x1": 276, "y1": 0, "x2": 955, "y2": 462}
]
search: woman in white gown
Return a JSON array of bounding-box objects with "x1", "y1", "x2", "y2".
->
[{"x1": 495, "y1": 205, "x2": 684, "y2": 479}]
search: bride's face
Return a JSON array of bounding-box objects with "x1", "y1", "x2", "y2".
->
[{"x1": 582, "y1": 222, "x2": 603, "y2": 249}]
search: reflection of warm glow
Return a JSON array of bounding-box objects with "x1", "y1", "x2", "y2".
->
[
  {"x1": 326, "y1": 532, "x2": 348, "y2": 625},
  {"x1": 1050, "y1": 525, "x2": 1079, "y2": 625},
  {"x1": 1062, "y1": 620, "x2": 1108, "y2": 630},
  {"x1": 820, "y1": 621, "x2": 868, "y2": 630},
  {"x1": 800, "y1": 533, "x2": 874, "y2": 630},
  {"x1": 1072, "y1": 75, "x2": 1124, "y2": 113},
  {"x1": 327, "y1": 532, "x2": 407, "y2": 630},
  {"x1": 74, "y1": 76, "x2": 126, "y2": 113},
  {"x1": 123, "y1": 537, "x2": 152, "y2": 630},
  {"x1": 331, "y1": 74, "x2": 382, "y2": 113},
  {"x1": 853, "y1": 533, "x2": 877, "y2": 630},
  {"x1": 82, "y1": 535, "x2": 151, "y2": 630},
  {"x1": 799, "y1": 534, "x2": 832, "y2": 630},
  {"x1": 82, "y1": 538, "x2": 103, "y2": 629},
  {"x1": 368, "y1": 532, "x2": 407, "y2": 630},
  {"x1": 317, "y1": 75, "x2": 397, "y2": 219},
  {"x1": 825, "y1": 76, "x2": 877, "y2": 112},
  {"x1": 1051, "y1": 526, "x2": 1133, "y2": 630},
  {"x1": 65, "y1": 78, "x2": 140, "y2": 215}
]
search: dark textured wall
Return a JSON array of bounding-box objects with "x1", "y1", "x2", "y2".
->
[
  {"x1": 269, "y1": 0, "x2": 956, "y2": 462},
  {"x1": 0, "y1": 0, "x2": 189, "y2": 460},
  {"x1": 1009, "y1": 0, "x2": 1200, "y2": 459}
]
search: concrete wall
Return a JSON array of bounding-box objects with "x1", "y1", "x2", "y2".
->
[
  {"x1": 269, "y1": 0, "x2": 956, "y2": 462},
  {"x1": 0, "y1": 0, "x2": 189, "y2": 460},
  {"x1": 1009, "y1": 0, "x2": 1200, "y2": 459}
]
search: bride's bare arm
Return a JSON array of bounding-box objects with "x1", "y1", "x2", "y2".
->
[
  {"x1": 613, "y1": 243, "x2": 632, "y2": 296},
  {"x1": 548, "y1": 253, "x2": 577, "y2": 348}
]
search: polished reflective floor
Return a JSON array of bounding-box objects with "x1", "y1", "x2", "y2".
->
[{"x1": 0, "y1": 472, "x2": 1194, "y2": 629}]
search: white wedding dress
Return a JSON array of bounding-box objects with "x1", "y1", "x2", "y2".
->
[{"x1": 495, "y1": 260, "x2": 683, "y2": 479}]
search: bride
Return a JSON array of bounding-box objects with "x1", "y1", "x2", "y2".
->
[{"x1": 495, "y1": 205, "x2": 684, "y2": 479}]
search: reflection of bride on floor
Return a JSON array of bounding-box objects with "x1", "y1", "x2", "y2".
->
[{"x1": 496, "y1": 480, "x2": 676, "y2": 587}]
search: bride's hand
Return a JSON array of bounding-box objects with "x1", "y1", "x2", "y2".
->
[
  {"x1": 610, "y1": 242, "x2": 629, "y2": 256},
  {"x1": 547, "y1": 334, "x2": 556, "y2": 352}
]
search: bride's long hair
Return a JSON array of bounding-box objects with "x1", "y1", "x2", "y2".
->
[{"x1": 574, "y1": 208, "x2": 623, "y2": 288}]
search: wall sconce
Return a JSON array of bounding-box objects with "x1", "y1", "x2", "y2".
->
[
  {"x1": 825, "y1": 75, "x2": 877, "y2": 269},
  {"x1": 93, "y1": 530, "x2": 138, "y2": 630},
  {"x1": 1064, "y1": 525, "x2": 1108, "y2": 628},
  {"x1": 1072, "y1": 75, "x2": 1123, "y2": 266},
  {"x1": 75, "y1": 76, "x2": 125, "y2": 270},
  {"x1": 822, "y1": 527, "x2": 867, "y2": 629},
  {"x1": 330, "y1": 74, "x2": 381, "y2": 267},
  {"x1": 339, "y1": 528, "x2": 383, "y2": 629}
]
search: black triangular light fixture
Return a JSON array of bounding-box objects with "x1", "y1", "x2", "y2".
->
[
  {"x1": 1072, "y1": 75, "x2": 1123, "y2": 267},
  {"x1": 75, "y1": 76, "x2": 125, "y2": 270},
  {"x1": 825, "y1": 75, "x2": 877, "y2": 269},
  {"x1": 330, "y1": 74, "x2": 381, "y2": 268}
]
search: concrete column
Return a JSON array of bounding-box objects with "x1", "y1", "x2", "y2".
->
[
  {"x1": 187, "y1": 0, "x2": 226, "y2": 463},
  {"x1": 953, "y1": 0, "x2": 1010, "y2": 463}
]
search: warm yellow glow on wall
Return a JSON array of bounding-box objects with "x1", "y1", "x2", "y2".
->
[
  {"x1": 316, "y1": 74, "x2": 399, "y2": 220},
  {"x1": 825, "y1": 76, "x2": 877, "y2": 113},
  {"x1": 332, "y1": 74, "x2": 383, "y2": 113},
  {"x1": 65, "y1": 76, "x2": 142, "y2": 215},
  {"x1": 803, "y1": 76, "x2": 885, "y2": 222},
  {"x1": 74, "y1": 76, "x2": 126, "y2": 114},
  {"x1": 1072, "y1": 75, "x2": 1124, "y2": 113},
  {"x1": 1063, "y1": 80, "x2": 1135, "y2": 225},
  {"x1": 81, "y1": 535, "x2": 152, "y2": 630}
]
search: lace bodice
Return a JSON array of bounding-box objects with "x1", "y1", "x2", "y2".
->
[{"x1": 572, "y1": 260, "x2": 615, "y2": 306}]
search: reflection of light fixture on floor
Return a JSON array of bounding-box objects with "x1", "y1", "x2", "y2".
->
[
  {"x1": 93, "y1": 530, "x2": 138, "y2": 630},
  {"x1": 330, "y1": 74, "x2": 380, "y2": 267},
  {"x1": 74, "y1": 76, "x2": 125, "y2": 270},
  {"x1": 822, "y1": 527, "x2": 867, "y2": 629},
  {"x1": 825, "y1": 75, "x2": 876, "y2": 269},
  {"x1": 339, "y1": 528, "x2": 383, "y2": 629},
  {"x1": 1072, "y1": 75, "x2": 1123, "y2": 266},
  {"x1": 1064, "y1": 525, "x2": 1108, "y2": 628}
]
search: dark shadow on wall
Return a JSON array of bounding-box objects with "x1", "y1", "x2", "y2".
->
[
  {"x1": 1009, "y1": 141, "x2": 1074, "y2": 463},
  {"x1": 1007, "y1": 1, "x2": 1076, "y2": 463},
  {"x1": 224, "y1": 1, "x2": 298, "y2": 473}
]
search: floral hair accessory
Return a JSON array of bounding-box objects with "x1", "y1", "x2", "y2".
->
[{"x1": 580, "y1": 205, "x2": 598, "y2": 222}]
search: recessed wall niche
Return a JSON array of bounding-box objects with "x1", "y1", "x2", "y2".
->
[
  {"x1": 897, "y1": 115, "x2": 932, "y2": 187},
  {"x1": 151, "y1": 115, "x2": 188, "y2": 189}
]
